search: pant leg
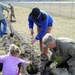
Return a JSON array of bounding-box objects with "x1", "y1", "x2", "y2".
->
[
  {"x1": 1, "y1": 19, "x2": 7, "y2": 33},
  {"x1": 0, "y1": 21, "x2": 3, "y2": 37},
  {"x1": 12, "y1": 12, "x2": 15, "y2": 19},
  {"x1": 0, "y1": 63, "x2": 3, "y2": 72},
  {"x1": 10, "y1": 13, "x2": 12, "y2": 21},
  {"x1": 43, "y1": 26, "x2": 52, "y2": 55},
  {"x1": 17, "y1": 63, "x2": 21, "y2": 75},
  {"x1": 37, "y1": 27, "x2": 42, "y2": 51}
]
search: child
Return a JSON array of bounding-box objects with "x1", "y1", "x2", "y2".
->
[{"x1": 0, "y1": 44, "x2": 30, "y2": 75}]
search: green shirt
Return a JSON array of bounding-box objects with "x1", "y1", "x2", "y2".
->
[{"x1": 50, "y1": 37, "x2": 75, "y2": 66}]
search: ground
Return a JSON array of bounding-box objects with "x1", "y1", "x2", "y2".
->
[{"x1": 0, "y1": 5, "x2": 75, "y2": 75}]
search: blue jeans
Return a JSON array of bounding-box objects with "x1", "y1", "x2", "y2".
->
[{"x1": 0, "y1": 19, "x2": 7, "y2": 37}]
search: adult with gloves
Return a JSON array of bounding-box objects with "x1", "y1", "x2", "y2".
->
[{"x1": 42, "y1": 33, "x2": 75, "y2": 75}]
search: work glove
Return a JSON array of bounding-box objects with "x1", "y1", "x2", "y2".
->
[
  {"x1": 49, "y1": 61, "x2": 58, "y2": 70},
  {"x1": 56, "y1": 61, "x2": 69, "y2": 68},
  {"x1": 44, "y1": 61, "x2": 53, "y2": 69}
]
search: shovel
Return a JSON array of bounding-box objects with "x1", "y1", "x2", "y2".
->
[
  {"x1": 26, "y1": 35, "x2": 39, "y2": 74},
  {"x1": 7, "y1": 16, "x2": 14, "y2": 37}
]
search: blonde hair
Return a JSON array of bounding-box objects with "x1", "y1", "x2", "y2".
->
[{"x1": 9, "y1": 44, "x2": 21, "y2": 56}]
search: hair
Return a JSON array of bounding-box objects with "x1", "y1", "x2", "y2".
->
[
  {"x1": 42, "y1": 33, "x2": 56, "y2": 47},
  {"x1": 9, "y1": 44, "x2": 21, "y2": 56},
  {"x1": 31, "y1": 7, "x2": 40, "y2": 20}
]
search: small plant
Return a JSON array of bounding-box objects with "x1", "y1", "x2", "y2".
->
[
  {"x1": 14, "y1": 41, "x2": 22, "y2": 53},
  {"x1": 13, "y1": 35, "x2": 17, "y2": 39},
  {"x1": 14, "y1": 41, "x2": 20, "y2": 48},
  {"x1": 54, "y1": 55, "x2": 62, "y2": 64},
  {"x1": 26, "y1": 63, "x2": 38, "y2": 74}
]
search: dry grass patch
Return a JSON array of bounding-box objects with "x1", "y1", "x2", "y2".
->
[{"x1": 11, "y1": 6, "x2": 75, "y2": 53}]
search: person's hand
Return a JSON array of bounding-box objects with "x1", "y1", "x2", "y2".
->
[
  {"x1": 44, "y1": 61, "x2": 53, "y2": 69},
  {"x1": 49, "y1": 61, "x2": 57, "y2": 70},
  {"x1": 7, "y1": 17, "x2": 10, "y2": 22},
  {"x1": 29, "y1": 61, "x2": 32, "y2": 65},
  {"x1": 30, "y1": 28, "x2": 34, "y2": 35},
  {"x1": 6, "y1": 16, "x2": 8, "y2": 19},
  {"x1": 31, "y1": 38, "x2": 37, "y2": 44}
]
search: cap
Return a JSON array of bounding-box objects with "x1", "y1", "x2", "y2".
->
[
  {"x1": 31, "y1": 7, "x2": 40, "y2": 20},
  {"x1": 42, "y1": 33, "x2": 55, "y2": 47}
]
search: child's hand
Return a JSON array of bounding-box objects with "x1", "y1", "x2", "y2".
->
[{"x1": 28, "y1": 61, "x2": 32, "y2": 65}]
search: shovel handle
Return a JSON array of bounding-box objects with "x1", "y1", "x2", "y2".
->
[{"x1": 31, "y1": 35, "x2": 34, "y2": 48}]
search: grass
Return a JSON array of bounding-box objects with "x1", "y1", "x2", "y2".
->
[
  {"x1": 10, "y1": 6, "x2": 75, "y2": 53},
  {"x1": 13, "y1": 3, "x2": 75, "y2": 18}
]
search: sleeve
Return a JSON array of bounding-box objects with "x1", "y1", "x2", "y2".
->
[
  {"x1": 1, "y1": 3, "x2": 9, "y2": 12},
  {"x1": 28, "y1": 14, "x2": 34, "y2": 29},
  {"x1": 67, "y1": 46, "x2": 75, "y2": 66},
  {"x1": 20, "y1": 59, "x2": 30, "y2": 65},
  {"x1": 0, "y1": 55, "x2": 6, "y2": 63},
  {"x1": 35, "y1": 18, "x2": 51, "y2": 40}
]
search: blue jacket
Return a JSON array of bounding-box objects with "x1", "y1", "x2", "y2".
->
[{"x1": 28, "y1": 10, "x2": 53, "y2": 40}]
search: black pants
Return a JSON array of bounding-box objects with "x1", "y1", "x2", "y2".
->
[{"x1": 0, "y1": 63, "x2": 3, "y2": 72}]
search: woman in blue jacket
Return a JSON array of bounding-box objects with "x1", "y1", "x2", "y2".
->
[{"x1": 28, "y1": 7, "x2": 53, "y2": 55}]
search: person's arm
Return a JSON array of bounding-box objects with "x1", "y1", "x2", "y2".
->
[
  {"x1": 1, "y1": 3, "x2": 9, "y2": 12},
  {"x1": 20, "y1": 59, "x2": 31, "y2": 65},
  {"x1": 28, "y1": 14, "x2": 34, "y2": 35},
  {"x1": 56, "y1": 46, "x2": 75, "y2": 68},
  {"x1": 0, "y1": 55, "x2": 6, "y2": 63},
  {"x1": 28, "y1": 14, "x2": 34, "y2": 29},
  {"x1": 67, "y1": 46, "x2": 75, "y2": 66},
  {"x1": 35, "y1": 18, "x2": 52, "y2": 40},
  {"x1": 1, "y1": 3, "x2": 9, "y2": 18}
]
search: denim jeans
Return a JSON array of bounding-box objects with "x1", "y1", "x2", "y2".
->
[{"x1": 0, "y1": 19, "x2": 7, "y2": 37}]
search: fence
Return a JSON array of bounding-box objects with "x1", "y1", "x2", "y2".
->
[{"x1": 3, "y1": 1, "x2": 75, "y2": 18}]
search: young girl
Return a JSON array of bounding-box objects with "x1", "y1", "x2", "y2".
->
[{"x1": 0, "y1": 44, "x2": 30, "y2": 75}]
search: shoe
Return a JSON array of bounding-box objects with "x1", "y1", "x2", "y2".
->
[{"x1": 10, "y1": 20, "x2": 16, "y2": 22}]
